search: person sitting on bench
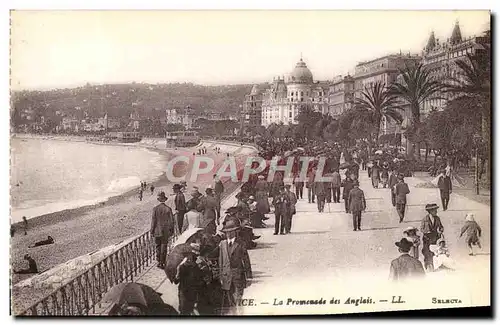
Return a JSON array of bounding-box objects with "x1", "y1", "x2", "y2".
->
[
  {"x1": 13, "y1": 254, "x2": 38, "y2": 274},
  {"x1": 29, "y1": 236, "x2": 54, "y2": 248}
]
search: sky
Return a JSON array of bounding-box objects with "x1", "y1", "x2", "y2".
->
[{"x1": 10, "y1": 10, "x2": 490, "y2": 90}]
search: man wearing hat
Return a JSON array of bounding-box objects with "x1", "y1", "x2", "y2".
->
[
  {"x1": 272, "y1": 186, "x2": 289, "y2": 235},
  {"x1": 284, "y1": 184, "x2": 297, "y2": 233},
  {"x1": 150, "y1": 191, "x2": 175, "y2": 269},
  {"x1": 389, "y1": 238, "x2": 425, "y2": 281},
  {"x1": 394, "y1": 174, "x2": 410, "y2": 223},
  {"x1": 214, "y1": 174, "x2": 225, "y2": 220},
  {"x1": 348, "y1": 180, "x2": 366, "y2": 231},
  {"x1": 175, "y1": 242, "x2": 203, "y2": 315},
  {"x1": 420, "y1": 203, "x2": 444, "y2": 272},
  {"x1": 173, "y1": 184, "x2": 187, "y2": 233},
  {"x1": 198, "y1": 186, "x2": 218, "y2": 235},
  {"x1": 388, "y1": 169, "x2": 399, "y2": 207},
  {"x1": 217, "y1": 218, "x2": 252, "y2": 315},
  {"x1": 187, "y1": 188, "x2": 203, "y2": 212}
]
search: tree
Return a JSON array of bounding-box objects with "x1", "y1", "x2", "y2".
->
[
  {"x1": 294, "y1": 104, "x2": 322, "y2": 141},
  {"x1": 355, "y1": 81, "x2": 403, "y2": 144},
  {"x1": 445, "y1": 47, "x2": 491, "y2": 181},
  {"x1": 389, "y1": 63, "x2": 443, "y2": 159}
]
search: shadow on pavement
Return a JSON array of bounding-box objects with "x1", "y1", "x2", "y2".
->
[
  {"x1": 358, "y1": 226, "x2": 400, "y2": 231},
  {"x1": 252, "y1": 242, "x2": 277, "y2": 250},
  {"x1": 287, "y1": 231, "x2": 329, "y2": 235}
]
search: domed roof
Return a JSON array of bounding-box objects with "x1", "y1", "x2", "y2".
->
[{"x1": 289, "y1": 58, "x2": 313, "y2": 84}]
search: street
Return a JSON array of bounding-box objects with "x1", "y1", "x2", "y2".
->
[{"x1": 132, "y1": 169, "x2": 490, "y2": 315}]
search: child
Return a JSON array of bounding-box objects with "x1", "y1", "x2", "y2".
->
[
  {"x1": 403, "y1": 226, "x2": 420, "y2": 260},
  {"x1": 430, "y1": 238, "x2": 456, "y2": 271},
  {"x1": 459, "y1": 213, "x2": 482, "y2": 256}
]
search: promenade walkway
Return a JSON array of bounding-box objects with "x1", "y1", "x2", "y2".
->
[{"x1": 98, "y1": 169, "x2": 490, "y2": 315}]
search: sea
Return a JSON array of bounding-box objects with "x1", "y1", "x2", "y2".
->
[{"x1": 10, "y1": 137, "x2": 167, "y2": 223}]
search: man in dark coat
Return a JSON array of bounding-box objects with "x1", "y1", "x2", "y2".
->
[
  {"x1": 348, "y1": 181, "x2": 366, "y2": 231},
  {"x1": 272, "y1": 186, "x2": 289, "y2": 235},
  {"x1": 331, "y1": 169, "x2": 342, "y2": 203},
  {"x1": 388, "y1": 169, "x2": 398, "y2": 207},
  {"x1": 216, "y1": 219, "x2": 252, "y2": 315},
  {"x1": 420, "y1": 203, "x2": 444, "y2": 272},
  {"x1": 214, "y1": 174, "x2": 225, "y2": 219},
  {"x1": 314, "y1": 179, "x2": 326, "y2": 213},
  {"x1": 341, "y1": 175, "x2": 355, "y2": 213},
  {"x1": 151, "y1": 191, "x2": 175, "y2": 268},
  {"x1": 394, "y1": 174, "x2": 410, "y2": 223},
  {"x1": 198, "y1": 187, "x2": 218, "y2": 235},
  {"x1": 306, "y1": 168, "x2": 316, "y2": 204},
  {"x1": 284, "y1": 184, "x2": 297, "y2": 233},
  {"x1": 437, "y1": 171, "x2": 452, "y2": 211},
  {"x1": 389, "y1": 238, "x2": 425, "y2": 281},
  {"x1": 293, "y1": 175, "x2": 304, "y2": 200},
  {"x1": 173, "y1": 184, "x2": 187, "y2": 233}
]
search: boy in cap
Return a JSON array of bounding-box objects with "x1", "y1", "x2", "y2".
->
[
  {"x1": 13, "y1": 254, "x2": 39, "y2": 274},
  {"x1": 389, "y1": 238, "x2": 425, "y2": 281}
]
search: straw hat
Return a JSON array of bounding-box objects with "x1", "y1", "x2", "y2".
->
[{"x1": 425, "y1": 203, "x2": 439, "y2": 211}]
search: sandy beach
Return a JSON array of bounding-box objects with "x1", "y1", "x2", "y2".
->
[{"x1": 10, "y1": 138, "x2": 242, "y2": 286}]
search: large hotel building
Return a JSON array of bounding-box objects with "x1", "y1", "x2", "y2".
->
[{"x1": 241, "y1": 21, "x2": 490, "y2": 139}]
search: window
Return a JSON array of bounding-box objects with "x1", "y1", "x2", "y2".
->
[
  {"x1": 300, "y1": 91, "x2": 304, "y2": 96},
  {"x1": 301, "y1": 98, "x2": 304, "y2": 102},
  {"x1": 289, "y1": 111, "x2": 292, "y2": 118}
]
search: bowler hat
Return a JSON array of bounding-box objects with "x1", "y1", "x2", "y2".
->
[
  {"x1": 157, "y1": 191, "x2": 168, "y2": 202},
  {"x1": 395, "y1": 238, "x2": 413, "y2": 251},
  {"x1": 425, "y1": 203, "x2": 439, "y2": 211},
  {"x1": 222, "y1": 218, "x2": 241, "y2": 232},
  {"x1": 172, "y1": 184, "x2": 182, "y2": 190}
]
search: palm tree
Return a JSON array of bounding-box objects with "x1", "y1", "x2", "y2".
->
[
  {"x1": 389, "y1": 63, "x2": 443, "y2": 158},
  {"x1": 355, "y1": 81, "x2": 403, "y2": 146},
  {"x1": 445, "y1": 48, "x2": 491, "y2": 141}
]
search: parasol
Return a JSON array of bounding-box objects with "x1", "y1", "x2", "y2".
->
[
  {"x1": 165, "y1": 243, "x2": 196, "y2": 284},
  {"x1": 375, "y1": 150, "x2": 383, "y2": 155},
  {"x1": 102, "y1": 282, "x2": 166, "y2": 315},
  {"x1": 173, "y1": 228, "x2": 204, "y2": 247}
]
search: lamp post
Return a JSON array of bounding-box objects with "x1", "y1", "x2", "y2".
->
[{"x1": 473, "y1": 134, "x2": 482, "y2": 195}]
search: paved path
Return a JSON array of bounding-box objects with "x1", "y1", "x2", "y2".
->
[
  {"x1": 130, "y1": 170, "x2": 490, "y2": 315},
  {"x1": 239, "y1": 171, "x2": 490, "y2": 315}
]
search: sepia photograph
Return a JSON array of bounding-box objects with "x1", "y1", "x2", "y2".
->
[{"x1": 9, "y1": 10, "x2": 491, "y2": 316}]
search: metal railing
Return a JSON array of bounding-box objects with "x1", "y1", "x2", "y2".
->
[
  {"x1": 17, "y1": 231, "x2": 175, "y2": 316},
  {"x1": 16, "y1": 149, "x2": 250, "y2": 316}
]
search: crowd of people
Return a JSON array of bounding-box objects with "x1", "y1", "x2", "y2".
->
[{"x1": 101, "y1": 137, "x2": 485, "y2": 315}]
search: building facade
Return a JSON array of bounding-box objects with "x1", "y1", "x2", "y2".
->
[
  {"x1": 242, "y1": 85, "x2": 263, "y2": 127},
  {"x1": 328, "y1": 75, "x2": 354, "y2": 118},
  {"x1": 261, "y1": 58, "x2": 329, "y2": 126},
  {"x1": 354, "y1": 53, "x2": 421, "y2": 136},
  {"x1": 165, "y1": 106, "x2": 195, "y2": 129},
  {"x1": 420, "y1": 21, "x2": 490, "y2": 116}
]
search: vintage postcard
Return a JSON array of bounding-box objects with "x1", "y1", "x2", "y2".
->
[{"x1": 9, "y1": 10, "x2": 491, "y2": 316}]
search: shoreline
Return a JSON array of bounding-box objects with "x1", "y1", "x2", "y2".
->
[
  {"x1": 10, "y1": 133, "x2": 171, "y2": 226},
  {"x1": 10, "y1": 140, "x2": 249, "y2": 286}
]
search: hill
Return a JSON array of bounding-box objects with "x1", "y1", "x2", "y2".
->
[{"x1": 11, "y1": 82, "x2": 269, "y2": 126}]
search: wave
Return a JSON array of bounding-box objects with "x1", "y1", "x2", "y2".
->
[
  {"x1": 106, "y1": 176, "x2": 142, "y2": 194},
  {"x1": 11, "y1": 197, "x2": 109, "y2": 223}
]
